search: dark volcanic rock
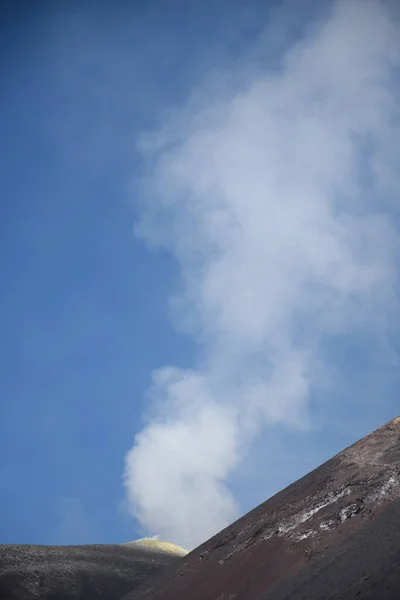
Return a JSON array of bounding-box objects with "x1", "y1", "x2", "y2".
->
[
  {"x1": 0, "y1": 542, "x2": 183, "y2": 600},
  {"x1": 262, "y1": 497, "x2": 400, "y2": 600},
  {"x1": 123, "y1": 416, "x2": 400, "y2": 600}
]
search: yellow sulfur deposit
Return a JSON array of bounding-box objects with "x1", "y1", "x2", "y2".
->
[{"x1": 121, "y1": 538, "x2": 188, "y2": 556}]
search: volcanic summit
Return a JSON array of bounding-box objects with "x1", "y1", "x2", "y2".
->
[
  {"x1": 123, "y1": 416, "x2": 400, "y2": 600},
  {"x1": 1, "y1": 417, "x2": 399, "y2": 600}
]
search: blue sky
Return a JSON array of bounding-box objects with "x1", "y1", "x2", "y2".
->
[{"x1": 1, "y1": 0, "x2": 399, "y2": 549}]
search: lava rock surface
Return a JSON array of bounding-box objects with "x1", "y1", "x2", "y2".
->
[
  {"x1": 261, "y1": 496, "x2": 400, "y2": 600},
  {"x1": 0, "y1": 542, "x2": 183, "y2": 600}
]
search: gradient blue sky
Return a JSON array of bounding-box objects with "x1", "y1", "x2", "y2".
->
[{"x1": 1, "y1": 0, "x2": 399, "y2": 548}]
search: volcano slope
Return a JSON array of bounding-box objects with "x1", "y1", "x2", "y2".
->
[
  {"x1": 260, "y1": 495, "x2": 400, "y2": 600},
  {"x1": 0, "y1": 540, "x2": 186, "y2": 600},
  {"x1": 123, "y1": 416, "x2": 400, "y2": 600}
]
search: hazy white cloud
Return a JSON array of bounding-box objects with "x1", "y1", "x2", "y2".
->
[{"x1": 124, "y1": 0, "x2": 400, "y2": 549}]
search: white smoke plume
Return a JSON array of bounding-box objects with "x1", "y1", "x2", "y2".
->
[{"x1": 124, "y1": 0, "x2": 400, "y2": 550}]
